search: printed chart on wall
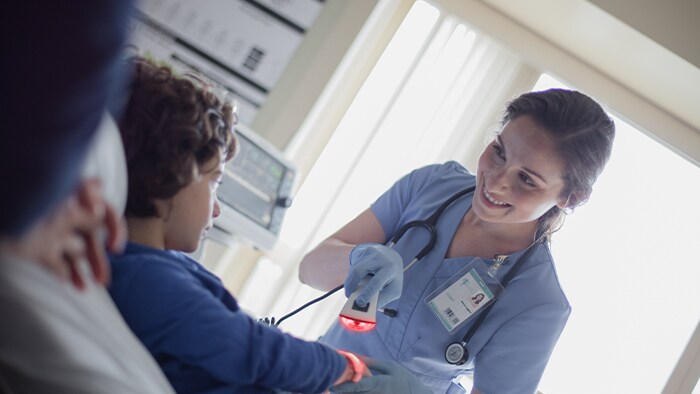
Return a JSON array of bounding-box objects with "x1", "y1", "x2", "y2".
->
[{"x1": 128, "y1": 0, "x2": 325, "y2": 125}]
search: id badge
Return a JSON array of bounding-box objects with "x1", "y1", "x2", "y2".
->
[{"x1": 425, "y1": 258, "x2": 504, "y2": 333}]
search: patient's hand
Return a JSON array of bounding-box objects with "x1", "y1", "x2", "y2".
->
[{"x1": 1, "y1": 179, "x2": 126, "y2": 289}]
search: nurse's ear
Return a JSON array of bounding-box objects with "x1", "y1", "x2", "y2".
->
[
  {"x1": 556, "y1": 191, "x2": 586, "y2": 212},
  {"x1": 555, "y1": 195, "x2": 570, "y2": 210}
]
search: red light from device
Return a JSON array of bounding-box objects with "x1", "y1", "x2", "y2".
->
[{"x1": 339, "y1": 316, "x2": 376, "y2": 332}]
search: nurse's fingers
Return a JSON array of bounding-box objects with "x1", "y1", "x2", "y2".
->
[
  {"x1": 332, "y1": 376, "x2": 387, "y2": 393},
  {"x1": 344, "y1": 269, "x2": 366, "y2": 298},
  {"x1": 356, "y1": 270, "x2": 391, "y2": 307},
  {"x1": 359, "y1": 358, "x2": 396, "y2": 375}
]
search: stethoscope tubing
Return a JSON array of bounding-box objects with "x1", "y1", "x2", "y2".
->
[
  {"x1": 445, "y1": 240, "x2": 541, "y2": 365},
  {"x1": 267, "y1": 185, "x2": 476, "y2": 327},
  {"x1": 266, "y1": 183, "x2": 542, "y2": 367}
]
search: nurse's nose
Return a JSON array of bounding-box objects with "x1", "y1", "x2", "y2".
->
[
  {"x1": 212, "y1": 198, "x2": 221, "y2": 219},
  {"x1": 489, "y1": 167, "x2": 511, "y2": 191}
]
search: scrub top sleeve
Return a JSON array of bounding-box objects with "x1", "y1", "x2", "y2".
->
[
  {"x1": 370, "y1": 164, "x2": 445, "y2": 239},
  {"x1": 117, "y1": 261, "x2": 346, "y2": 393},
  {"x1": 472, "y1": 302, "x2": 571, "y2": 394}
]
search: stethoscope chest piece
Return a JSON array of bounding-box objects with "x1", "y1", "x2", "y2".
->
[{"x1": 445, "y1": 342, "x2": 468, "y2": 365}]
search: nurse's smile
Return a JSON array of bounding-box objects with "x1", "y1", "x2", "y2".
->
[{"x1": 482, "y1": 187, "x2": 510, "y2": 207}]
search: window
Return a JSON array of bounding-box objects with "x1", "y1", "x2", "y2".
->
[{"x1": 534, "y1": 74, "x2": 700, "y2": 394}]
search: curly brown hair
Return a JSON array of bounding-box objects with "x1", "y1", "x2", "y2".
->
[{"x1": 119, "y1": 56, "x2": 237, "y2": 218}]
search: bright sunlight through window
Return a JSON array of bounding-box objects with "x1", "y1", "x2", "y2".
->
[{"x1": 533, "y1": 74, "x2": 700, "y2": 394}]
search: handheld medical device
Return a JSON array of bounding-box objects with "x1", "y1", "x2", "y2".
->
[
  {"x1": 261, "y1": 187, "x2": 475, "y2": 329},
  {"x1": 335, "y1": 187, "x2": 475, "y2": 332},
  {"x1": 338, "y1": 276, "x2": 379, "y2": 332}
]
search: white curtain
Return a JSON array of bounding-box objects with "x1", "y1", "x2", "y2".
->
[{"x1": 237, "y1": 0, "x2": 539, "y2": 340}]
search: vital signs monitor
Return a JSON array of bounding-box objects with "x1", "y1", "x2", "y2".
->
[{"x1": 213, "y1": 122, "x2": 296, "y2": 251}]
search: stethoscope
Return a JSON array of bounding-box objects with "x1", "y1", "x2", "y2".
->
[
  {"x1": 263, "y1": 185, "x2": 540, "y2": 366},
  {"x1": 444, "y1": 240, "x2": 540, "y2": 365},
  {"x1": 263, "y1": 186, "x2": 475, "y2": 327}
]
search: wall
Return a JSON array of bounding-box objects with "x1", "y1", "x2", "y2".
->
[
  {"x1": 441, "y1": 0, "x2": 700, "y2": 168},
  {"x1": 588, "y1": 0, "x2": 700, "y2": 68}
]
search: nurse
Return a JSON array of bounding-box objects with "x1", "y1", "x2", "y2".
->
[{"x1": 299, "y1": 89, "x2": 615, "y2": 393}]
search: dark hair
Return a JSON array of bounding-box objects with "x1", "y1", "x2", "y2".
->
[
  {"x1": 502, "y1": 88, "x2": 615, "y2": 241},
  {"x1": 119, "y1": 57, "x2": 237, "y2": 218}
]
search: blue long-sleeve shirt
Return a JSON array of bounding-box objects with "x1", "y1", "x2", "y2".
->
[{"x1": 109, "y1": 242, "x2": 346, "y2": 394}]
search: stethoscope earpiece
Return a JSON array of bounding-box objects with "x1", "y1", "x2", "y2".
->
[{"x1": 445, "y1": 342, "x2": 469, "y2": 365}]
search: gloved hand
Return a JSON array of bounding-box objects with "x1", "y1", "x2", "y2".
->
[
  {"x1": 331, "y1": 357, "x2": 432, "y2": 394},
  {"x1": 345, "y1": 243, "x2": 403, "y2": 309}
]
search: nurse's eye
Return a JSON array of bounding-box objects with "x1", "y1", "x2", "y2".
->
[{"x1": 492, "y1": 144, "x2": 505, "y2": 160}]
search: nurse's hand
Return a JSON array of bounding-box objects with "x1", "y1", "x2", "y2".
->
[
  {"x1": 345, "y1": 243, "x2": 403, "y2": 308},
  {"x1": 331, "y1": 357, "x2": 432, "y2": 394}
]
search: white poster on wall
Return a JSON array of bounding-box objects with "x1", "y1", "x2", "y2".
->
[{"x1": 128, "y1": 0, "x2": 324, "y2": 124}]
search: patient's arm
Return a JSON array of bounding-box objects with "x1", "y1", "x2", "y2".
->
[{"x1": 0, "y1": 179, "x2": 125, "y2": 289}]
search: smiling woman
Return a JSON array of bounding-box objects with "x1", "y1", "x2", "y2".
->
[
  {"x1": 298, "y1": 88, "x2": 615, "y2": 393},
  {"x1": 472, "y1": 116, "x2": 569, "y2": 241}
]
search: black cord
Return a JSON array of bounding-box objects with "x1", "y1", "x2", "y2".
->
[
  {"x1": 260, "y1": 283, "x2": 400, "y2": 327},
  {"x1": 263, "y1": 284, "x2": 344, "y2": 327}
]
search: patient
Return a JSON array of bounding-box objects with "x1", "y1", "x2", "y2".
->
[{"x1": 108, "y1": 57, "x2": 367, "y2": 394}]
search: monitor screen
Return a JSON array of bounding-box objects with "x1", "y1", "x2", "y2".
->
[
  {"x1": 214, "y1": 123, "x2": 295, "y2": 250},
  {"x1": 218, "y1": 132, "x2": 286, "y2": 230}
]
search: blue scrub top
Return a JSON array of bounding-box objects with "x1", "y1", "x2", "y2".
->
[{"x1": 320, "y1": 162, "x2": 570, "y2": 394}]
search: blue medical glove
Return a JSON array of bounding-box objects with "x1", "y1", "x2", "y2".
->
[
  {"x1": 331, "y1": 357, "x2": 432, "y2": 394},
  {"x1": 345, "y1": 243, "x2": 403, "y2": 308}
]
